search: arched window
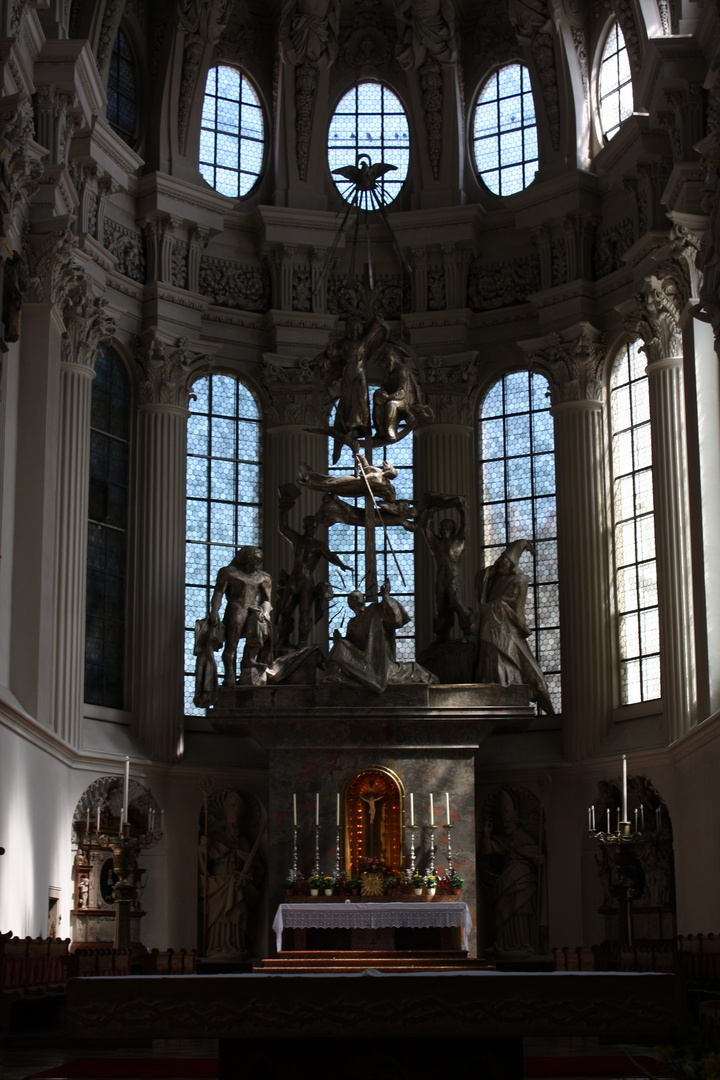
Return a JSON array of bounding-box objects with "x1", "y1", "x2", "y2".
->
[
  {"x1": 85, "y1": 345, "x2": 130, "y2": 708},
  {"x1": 328, "y1": 83, "x2": 410, "y2": 208},
  {"x1": 326, "y1": 407, "x2": 415, "y2": 660},
  {"x1": 478, "y1": 371, "x2": 560, "y2": 711},
  {"x1": 200, "y1": 66, "x2": 264, "y2": 198},
  {"x1": 107, "y1": 29, "x2": 137, "y2": 145},
  {"x1": 598, "y1": 20, "x2": 633, "y2": 142},
  {"x1": 472, "y1": 64, "x2": 538, "y2": 196},
  {"x1": 610, "y1": 341, "x2": 660, "y2": 704},
  {"x1": 184, "y1": 374, "x2": 261, "y2": 714}
]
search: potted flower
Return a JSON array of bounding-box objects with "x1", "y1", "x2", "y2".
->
[
  {"x1": 450, "y1": 874, "x2": 464, "y2": 895},
  {"x1": 348, "y1": 875, "x2": 361, "y2": 896},
  {"x1": 411, "y1": 872, "x2": 424, "y2": 896},
  {"x1": 282, "y1": 875, "x2": 295, "y2": 897},
  {"x1": 322, "y1": 875, "x2": 335, "y2": 896},
  {"x1": 425, "y1": 873, "x2": 437, "y2": 897},
  {"x1": 308, "y1": 874, "x2": 321, "y2": 896},
  {"x1": 384, "y1": 874, "x2": 397, "y2": 895}
]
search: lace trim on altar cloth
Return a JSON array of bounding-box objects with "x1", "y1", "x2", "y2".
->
[{"x1": 272, "y1": 901, "x2": 472, "y2": 951}]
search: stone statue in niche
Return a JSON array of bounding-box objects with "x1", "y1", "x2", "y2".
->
[
  {"x1": 393, "y1": 0, "x2": 458, "y2": 69},
  {"x1": 322, "y1": 579, "x2": 438, "y2": 693},
  {"x1": 475, "y1": 539, "x2": 554, "y2": 714},
  {"x1": 278, "y1": 0, "x2": 341, "y2": 66},
  {"x1": 205, "y1": 546, "x2": 273, "y2": 686},
  {"x1": 275, "y1": 483, "x2": 352, "y2": 650},
  {"x1": 479, "y1": 786, "x2": 547, "y2": 957},
  {"x1": 198, "y1": 788, "x2": 265, "y2": 960},
  {"x1": 372, "y1": 342, "x2": 434, "y2": 443},
  {"x1": 420, "y1": 493, "x2": 477, "y2": 643}
]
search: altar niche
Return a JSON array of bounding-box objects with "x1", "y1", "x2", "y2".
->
[{"x1": 343, "y1": 767, "x2": 404, "y2": 876}]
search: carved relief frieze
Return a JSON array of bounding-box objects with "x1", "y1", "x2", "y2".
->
[
  {"x1": 427, "y1": 266, "x2": 445, "y2": 311},
  {"x1": 172, "y1": 240, "x2": 189, "y2": 290},
  {"x1": 294, "y1": 63, "x2": 317, "y2": 183},
  {"x1": 326, "y1": 272, "x2": 410, "y2": 319},
  {"x1": 592, "y1": 218, "x2": 634, "y2": 279},
  {"x1": 134, "y1": 332, "x2": 207, "y2": 409},
  {"x1": 570, "y1": 26, "x2": 588, "y2": 102},
  {"x1": 524, "y1": 325, "x2": 606, "y2": 405},
  {"x1": 467, "y1": 255, "x2": 541, "y2": 312},
  {"x1": 339, "y1": 0, "x2": 392, "y2": 69},
  {"x1": 551, "y1": 236, "x2": 567, "y2": 286},
  {"x1": 104, "y1": 219, "x2": 146, "y2": 283},
  {"x1": 419, "y1": 56, "x2": 442, "y2": 180},
  {"x1": 421, "y1": 354, "x2": 479, "y2": 426},
  {"x1": 177, "y1": 0, "x2": 236, "y2": 154},
  {"x1": 10, "y1": 0, "x2": 31, "y2": 35},
  {"x1": 292, "y1": 267, "x2": 312, "y2": 312},
  {"x1": 0, "y1": 94, "x2": 43, "y2": 235},
  {"x1": 198, "y1": 255, "x2": 270, "y2": 312},
  {"x1": 34, "y1": 86, "x2": 81, "y2": 168}
]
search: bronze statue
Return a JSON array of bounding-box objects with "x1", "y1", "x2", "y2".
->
[
  {"x1": 325, "y1": 314, "x2": 389, "y2": 462},
  {"x1": 475, "y1": 539, "x2": 554, "y2": 714},
  {"x1": 372, "y1": 343, "x2": 433, "y2": 443},
  {"x1": 323, "y1": 579, "x2": 438, "y2": 693},
  {"x1": 298, "y1": 457, "x2": 398, "y2": 502},
  {"x1": 275, "y1": 484, "x2": 352, "y2": 649},
  {"x1": 207, "y1": 546, "x2": 273, "y2": 686},
  {"x1": 421, "y1": 493, "x2": 476, "y2": 642}
]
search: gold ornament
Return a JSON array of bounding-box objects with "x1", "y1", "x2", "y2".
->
[{"x1": 361, "y1": 872, "x2": 384, "y2": 896}]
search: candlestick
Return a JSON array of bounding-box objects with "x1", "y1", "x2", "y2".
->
[
  {"x1": 616, "y1": 808, "x2": 620, "y2": 832},
  {"x1": 428, "y1": 824, "x2": 437, "y2": 875},
  {"x1": 410, "y1": 793, "x2": 414, "y2": 827},
  {"x1": 289, "y1": 825, "x2": 299, "y2": 882},
  {"x1": 622, "y1": 754, "x2": 628, "y2": 823},
  {"x1": 591, "y1": 804, "x2": 596, "y2": 831},
  {"x1": 640, "y1": 804, "x2": 645, "y2": 830},
  {"x1": 313, "y1": 823, "x2": 320, "y2": 878},
  {"x1": 293, "y1": 793, "x2": 297, "y2": 827},
  {"x1": 315, "y1": 792, "x2": 319, "y2": 826},
  {"x1": 85, "y1": 808, "x2": 90, "y2": 834},
  {"x1": 655, "y1": 805, "x2": 661, "y2": 830},
  {"x1": 406, "y1": 824, "x2": 416, "y2": 876},
  {"x1": 123, "y1": 757, "x2": 130, "y2": 825},
  {"x1": 634, "y1": 807, "x2": 638, "y2": 832},
  {"x1": 606, "y1": 807, "x2": 610, "y2": 831},
  {"x1": 334, "y1": 825, "x2": 342, "y2": 881},
  {"x1": 336, "y1": 793, "x2": 340, "y2": 828},
  {"x1": 445, "y1": 792, "x2": 450, "y2": 824},
  {"x1": 446, "y1": 823, "x2": 454, "y2": 878},
  {"x1": 588, "y1": 806, "x2": 592, "y2": 831},
  {"x1": 429, "y1": 793, "x2": 434, "y2": 823}
]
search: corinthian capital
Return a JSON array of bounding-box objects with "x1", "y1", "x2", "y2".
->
[
  {"x1": 621, "y1": 270, "x2": 684, "y2": 365},
  {"x1": 134, "y1": 332, "x2": 207, "y2": 408},
  {"x1": 23, "y1": 224, "x2": 85, "y2": 307},
  {"x1": 521, "y1": 323, "x2": 605, "y2": 405},
  {"x1": 60, "y1": 289, "x2": 117, "y2": 370}
]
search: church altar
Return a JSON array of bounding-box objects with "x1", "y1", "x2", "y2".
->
[{"x1": 272, "y1": 900, "x2": 473, "y2": 952}]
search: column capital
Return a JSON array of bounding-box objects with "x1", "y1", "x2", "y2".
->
[
  {"x1": 620, "y1": 266, "x2": 687, "y2": 365},
  {"x1": 60, "y1": 287, "x2": 117, "y2": 371},
  {"x1": 520, "y1": 323, "x2": 605, "y2": 405},
  {"x1": 421, "y1": 353, "x2": 479, "y2": 425},
  {"x1": 23, "y1": 223, "x2": 86, "y2": 308},
  {"x1": 260, "y1": 352, "x2": 324, "y2": 427},
  {"x1": 134, "y1": 331, "x2": 208, "y2": 409},
  {"x1": 0, "y1": 93, "x2": 43, "y2": 236}
]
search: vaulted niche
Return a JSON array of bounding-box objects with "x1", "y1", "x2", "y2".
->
[{"x1": 343, "y1": 767, "x2": 405, "y2": 876}]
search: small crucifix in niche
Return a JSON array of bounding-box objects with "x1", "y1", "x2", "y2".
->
[{"x1": 360, "y1": 781, "x2": 385, "y2": 857}]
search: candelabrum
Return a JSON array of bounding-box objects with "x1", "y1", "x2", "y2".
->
[
  {"x1": 313, "y1": 824, "x2": 321, "y2": 879},
  {"x1": 289, "y1": 825, "x2": 299, "y2": 882},
  {"x1": 427, "y1": 825, "x2": 437, "y2": 877},
  {"x1": 588, "y1": 818, "x2": 650, "y2": 948},
  {"x1": 405, "y1": 824, "x2": 417, "y2": 877},
  {"x1": 446, "y1": 824, "x2": 454, "y2": 879},
  {"x1": 334, "y1": 826, "x2": 342, "y2": 881}
]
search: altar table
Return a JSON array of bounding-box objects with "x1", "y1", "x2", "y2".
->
[{"x1": 272, "y1": 900, "x2": 473, "y2": 952}]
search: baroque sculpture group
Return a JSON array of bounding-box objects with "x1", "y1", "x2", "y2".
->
[{"x1": 193, "y1": 312, "x2": 554, "y2": 712}]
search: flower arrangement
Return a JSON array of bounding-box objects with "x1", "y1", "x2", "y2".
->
[
  {"x1": 450, "y1": 874, "x2": 464, "y2": 890},
  {"x1": 425, "y1": 873, "x2": 438, "y2": 891},
  {"x1": 322, "y1": 875, "x2": 335, "y2": 893},
  {"x1": 411, "y1": 872, "x2": 424, "y2": 888},
  {"x1": 308, "y1": 874, "x2": 322, "y2": 890},
  {"x1": 362, "y1": 856, "x2": 391, "y2": 877},
  {"x1": 348, "y1": 876, "x2": 361, "y2": 893}
]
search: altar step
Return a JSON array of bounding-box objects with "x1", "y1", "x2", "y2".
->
[{"x1": 254, "y1": 950, "x2": 491, "y2": 973}]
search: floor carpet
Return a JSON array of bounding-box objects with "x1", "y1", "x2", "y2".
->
[{"x1": 25, "y1": 1055, "x2": 659, "y2": 1080}]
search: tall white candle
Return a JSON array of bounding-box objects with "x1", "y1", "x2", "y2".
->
[
  {"x1": 123, "y1": 757, "x2": 130, "y2": 824},
  {"x1": 622, "y1": 754, "x2": 628, "y2": 823},
  {"x1": 336, "y1": 793, "x2": 340, "y2": 827},
  {"x1": 429, "y1": 793, "x2": 434, "y2": 823},
  {"x1": 85, "y1": 808, "x2": 90, "y2": 833},
  {"x1": 96, "y1": 804, "x2": 101, "y2": 832},
  {"x1": 293, "y1": 793, "x2": 297, "y2": 827},
  {"x1": 587, "y1": 806, "x2": 592, "y2": 830},
  {"x1": 591, "y1": 805, "x2": 596, "y2": 831},
  {"x1": 410, "y1": 793, "x2": 414, "y2": 827},
  {"x1": 445, "y1": 792, "x2": 450, "y2": 824},
  {"x1": 316, "y1": 792, "x2": 319, "y2": 826},
  {"x1": 160, "y1": 809, "x2": 164, "y2": 834}
]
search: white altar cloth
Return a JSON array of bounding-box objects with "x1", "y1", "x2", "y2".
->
[{"x1": 272, "y1": 901, "x2": 472, "y2": 952}]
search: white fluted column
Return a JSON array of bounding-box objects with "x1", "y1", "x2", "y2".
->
[
  {"x1": 552, "y1": 399, "x2": 614, "y2": 759},
  {"x1": 132, "y1": 336, "x2": 192, "y2": 762},
  {"x1": 646, "y1": 354, "x2": 696, "y2": 742},
  {"x1": 413, "y1": 422, "x2": 479, "y2": 655},
  {"x1": 51, "y1": 360, "x2": 94, "y2": 746}
]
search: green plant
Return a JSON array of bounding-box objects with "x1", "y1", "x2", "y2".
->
[
  {"x1": 384, "y1": 874, "x2": 397, "y2": 889},
  {"x1": 322, "y1": 875, "x2": 335, "y2": 890},
  {"x1": 411, "y1": 872, "x2": 424, "y2": 887},
  {"x1": 348, "y1": 876, "x2": 361, "y2": 890},
  {"x1": 282, "y1": 875, "x2": 295, "y2": 891},
  {"x1": 450, "y1": 874, "x2": 464, "y2": 889},
  {"x1": 425, "y1": 873, "x2": 437, "y2": 888},
  {"x1": 308, "y1": 874, "x2": 322, "y2": 889}
]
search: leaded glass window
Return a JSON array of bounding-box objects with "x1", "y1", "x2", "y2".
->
[
  {"x1": 327, "y1": 401, "x2": 415, "y2": 660},
  {"x1": 610, "y1": 341, "x2": 660, "y2": 704},
  {"x1": 184, "y1": 375, "x2": 261, "y2": 714},
  {"x1": 473, "y1": 64, "x2": 538, "y2": 196},
  {"x1": 479, "y1": 371, "x2": 560, "y2": 711},
  {"x1": 200, "y1": 66, "x2": 264, "y2": 198},
  {"x1": 85, "y1": 346, "x2": 130, "y2": 708},
  {"x1": 107, "y1": 29, "x2": 137, "y2": 145},
  {"x1": 328, "y1": 83, "x2": 410, "y2": 208},
  {"x1": 598, "y1": 21, "x2": 633, "y2": 142}
]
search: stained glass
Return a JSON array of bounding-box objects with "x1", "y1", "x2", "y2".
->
[
  {"x1": 184, "y1": 375, "x2": 261, "y2": 714},
  {"x1": 479, "y1": 371, "x2": 560, "y2": 712},
  {"x1": 611, "y1": 340, "x2": 660, "y2": 703}
]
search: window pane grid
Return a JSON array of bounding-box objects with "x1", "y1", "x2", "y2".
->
[
  {"x1": 598, "y1": 21, "x2": 633, "y2": 142},
  {"x1": 328, "y1": 83, "x2": 410, "y2": 210},
  {"x1": 200, "y1": 65, "x2": 264, "y2": 198},
  {"x1": 184, "y1": 375, "x2": 261, "y2": 714},
  {"x1": 611, "y1": 340, "x2": 660, "y2": 703},
  {"x1": 107, "y1": 30, "x2": 136, "y2": 144},
  {"x1": 479, "y1": 371, "x2": 560, "y2": 712},
  {"x1": 85, "y1": 347, "x2": 130, "y2": 709},
  {"x1": 327, "y1": 392, "x2": 415, "y2": 660},
  {"x1": 473, "y1": 64, "x2": 538, "y2": 196}
]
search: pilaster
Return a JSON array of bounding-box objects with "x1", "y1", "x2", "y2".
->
[{"x1": 523, "y1": 324, "x2": 613, "y2": 761}]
